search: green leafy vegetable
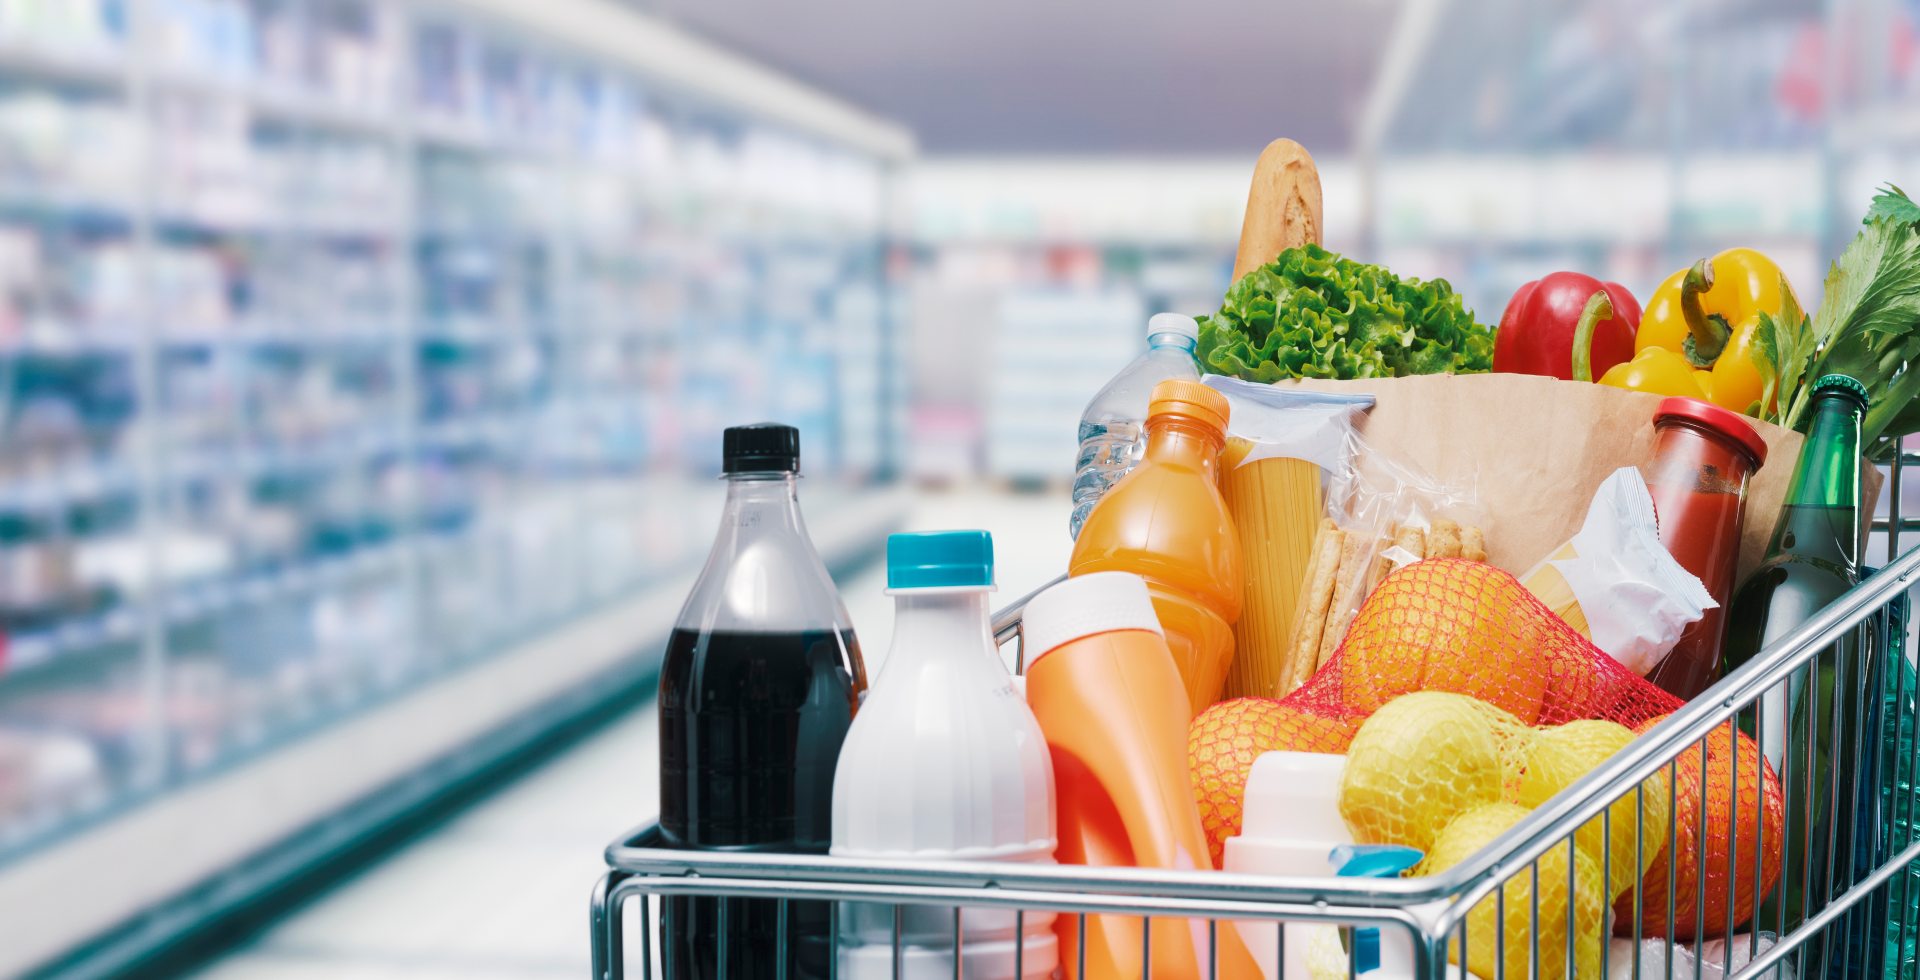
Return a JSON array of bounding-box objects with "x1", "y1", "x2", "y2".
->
[
  {"x1": 1866, "y1": 183, "x2": 1920, "y2": 226},
  {"x1": 1754, "y1": 275, "x2": 1813, "y2": 426},
  {"x1": 1786, "y1": 183, "x2": 1920, "y2": 452},
  {"x1": 1196, "y1": 244, "x2": 1494, "y2": 383}
]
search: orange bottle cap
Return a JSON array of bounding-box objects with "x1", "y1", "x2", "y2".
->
[{"x1": 1148, "y1": 379, "x2": 1229, "y2": 434}]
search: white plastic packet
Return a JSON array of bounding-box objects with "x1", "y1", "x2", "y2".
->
[
  {"x1": 1520, "y1": 467, "x2": 1715, "y2": 675},
  {"x1": 1607, "y1": 933, "x2": 1787, "y2": 980}
]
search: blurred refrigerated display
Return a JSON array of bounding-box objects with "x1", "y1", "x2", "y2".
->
[{"x1": 0, "y1": 2, "x2": 906, "y2": 966}]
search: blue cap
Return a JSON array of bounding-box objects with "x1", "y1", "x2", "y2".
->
[
  {"x1": 1331, "y1": 844, "x2": 1424, "y2": 976},
  {"x1": 887, "y1": 531, "x2": 994, "y2": 590},
  {"x1": 1331, "y1": 844, "x2": 1424, "y2": 879},
  {"x1": 1353, "y1": 925, "x2": 1380, "y2": 974}
]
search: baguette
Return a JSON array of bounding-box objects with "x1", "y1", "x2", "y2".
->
[{"x1": 1232, "y1": 139, "x2": 1324, "y2": 283}]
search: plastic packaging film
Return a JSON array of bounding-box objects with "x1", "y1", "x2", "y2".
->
[
  {"x1": 1220, "y1": 456, "x2": 1325, "y2": 698},
  {"x1": 1203, "y1": 377, "x2": 1373, "y2": 699},
  {"x1": 1519, "y1": 467, "x2": 1715, "y2": 675}
]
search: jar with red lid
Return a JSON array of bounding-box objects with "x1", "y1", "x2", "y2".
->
[{"x1": 1642, "y1": 397, "x2": 1769, "y2": 700}]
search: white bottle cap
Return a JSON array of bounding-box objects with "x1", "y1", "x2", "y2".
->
[
  {"x1": 1147, "y1": 312, "x2": 1199, "y2": 341},
  {"x1": 1020, "y1": 572, "x2": 1163, "y2": 670},
  {"x1": 1231, "y1": 751, "x2": 1350, "y2": 862}
]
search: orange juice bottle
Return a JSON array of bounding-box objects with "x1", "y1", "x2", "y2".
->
[
  {"x1": 1022, "y1": 571, "x2": 1259, "y2": 980},
  {"x1": 1069, "y1": 379, "x2": 1242, "y2": 716}
]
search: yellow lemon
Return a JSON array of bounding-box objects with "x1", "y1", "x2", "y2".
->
[
  {"x1": 1338, "y1": 692, "x2": 1527, "y2": 852},
  {"x1": 1423, "y1": 803, "x2": 1607, "y2": 980},
  {"x1": 1515, "y1": 719, "x2": 1672, "y2": 903}
]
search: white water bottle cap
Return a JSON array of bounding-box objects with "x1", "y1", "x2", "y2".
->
[
  {"x1": 1020, "y1": 572, "x2": 1163, "y2": 669},
  {"x1": 1147, "y1": 312, "x2": 1199, "y2": 341}
]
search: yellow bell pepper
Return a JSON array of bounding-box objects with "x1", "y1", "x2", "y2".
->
[
  {"x1": 1572, "y1": 290, "x2": 1710, "y2": 400},
  {"x1": 1597, "y1": 347, "x2": 1710, "y2": 400},
  {"x1": 1637, "y1": 248, "x2": 1801, "y2": 416}
]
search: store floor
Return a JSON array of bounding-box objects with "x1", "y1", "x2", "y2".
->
[{"x1": 192, "y1": 485, "x2": 1071, "y2": 980}]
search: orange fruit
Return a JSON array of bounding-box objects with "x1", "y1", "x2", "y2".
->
[
  {"x1": 1336, "y1": 560, "x2": 1551, "y2": 724},
  {"x1": 1613, "y1": 713, "x2": 1783, "y2": 939},
  {"x1": 1188, "y1": 697, "x2": 1359, "y2": 865}
]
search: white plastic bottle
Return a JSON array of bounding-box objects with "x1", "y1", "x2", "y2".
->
[
  {"x1": 1069, "y1": 312, "x2": 1201, "y2": 539},
  {"x1": 1223, "y1": 752, "x2": 1353, "y2": 980},
  {"x1": 831, "y1": 530, "x2": 1058, "y2": 978}
]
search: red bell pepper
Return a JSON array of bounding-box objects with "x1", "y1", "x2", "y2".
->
[{"x1": 1492, "y1": 272, "x2": 1641, "y2": 381}]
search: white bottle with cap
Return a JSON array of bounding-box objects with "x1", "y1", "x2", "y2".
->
[
  {"x1": 830, "y1": 530, "x2": 1057, "y2": 979},
  {"x1": 1069, "y1": 312, "x2": 1201, "y2": 539},
  {"x1": 1223, "y1": 751, "x2": 1353, "y2": 980}
]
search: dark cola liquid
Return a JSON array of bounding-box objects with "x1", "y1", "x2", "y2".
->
[{"x1": 658, "y1": 626, "x2": 864, "y2": 979}]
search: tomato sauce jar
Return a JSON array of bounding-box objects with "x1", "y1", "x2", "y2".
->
[{"x1": 1642, "y1": 397, "x2": 1769, "y2": 700}]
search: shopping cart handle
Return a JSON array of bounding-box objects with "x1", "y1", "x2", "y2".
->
[{"x1": 991, "y1": 573, "x2": 1066, "y2": 672}]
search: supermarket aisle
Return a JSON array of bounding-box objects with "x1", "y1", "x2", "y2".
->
[{"x1": 192, "y1": 486, "x2": 1069, "y2": 979}]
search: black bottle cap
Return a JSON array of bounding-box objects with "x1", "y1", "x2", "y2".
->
[{"x1": 723, "y1": 423, "x2": 800, "y2": 474}]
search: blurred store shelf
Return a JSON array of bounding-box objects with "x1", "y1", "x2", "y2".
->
[
  {"x1": 0, "y1": 0, "x2": 912, "y2": 975},
  {"x1": 0, "y1": 478, "x2": 907, "y2": 978}
]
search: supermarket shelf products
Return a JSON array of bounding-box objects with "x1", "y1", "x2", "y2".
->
[{"x1": 0, "y1": 0, "x2": 910, "y2": 966}]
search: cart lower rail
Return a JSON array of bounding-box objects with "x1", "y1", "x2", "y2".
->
[{"x1": 596, "y1": 533, "x2": 1920, "y2": 980}]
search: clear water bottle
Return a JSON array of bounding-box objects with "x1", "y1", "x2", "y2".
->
[{"x1": 1069, "y1": 312, "x2": 1200, "y2": 539}]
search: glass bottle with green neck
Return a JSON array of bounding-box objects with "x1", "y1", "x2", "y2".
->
[{"x1": 1723, "y1": 374, "x2": 1876, "y2": 980}]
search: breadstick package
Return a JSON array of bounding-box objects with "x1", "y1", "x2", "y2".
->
[
  {"x1": 1203, "y1": 378, "x2": 1372, "y2": 700},
  {"x1": 1303, "y1": 430, "x2": 1488, "y2": 685}
]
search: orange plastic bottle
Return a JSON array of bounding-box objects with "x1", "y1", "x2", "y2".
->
[
  {"x1": 1022, "y1": 572, "x2": 1260, "y2": 980},
  {"x1": 1068, "y1": 378, "x2": 1243, "y2": 717}
]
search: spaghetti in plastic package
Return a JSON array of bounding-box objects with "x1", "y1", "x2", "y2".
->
[
  {"x1": 1520, "y1": 467, "x2": 1715, "y2": 675},
  {"x1": 1202, "y1": 376, "x2": 1373, "y2": 699}
]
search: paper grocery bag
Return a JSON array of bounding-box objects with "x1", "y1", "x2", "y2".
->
[{"x1": 1288, "y1": 374, "x2": 1878, "y2": 583}]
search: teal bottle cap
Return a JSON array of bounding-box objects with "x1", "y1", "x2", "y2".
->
[
  {"x1": 887, "y1": 530, "x2": 995, "y2": 590},
  {"x1": 1331, "y1": 843, "x2": 1424, "y2": 879},
  {"x1": 1813, "y1": 374, "x2": 1868, "y2": 406},
  {"x1": 1331, "y1": 844, "x2": 1424, "y2": 976}
]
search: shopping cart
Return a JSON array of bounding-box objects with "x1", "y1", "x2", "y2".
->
[{"x1": 591, "y1": 458, "x2": 1920, "y2": 980}]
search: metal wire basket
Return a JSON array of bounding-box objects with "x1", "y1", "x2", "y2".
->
[{"x1": 593, "y1": 462, "x2": 1920, "y2": 980}]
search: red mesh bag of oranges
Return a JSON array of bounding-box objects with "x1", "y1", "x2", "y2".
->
[{"x1": 1190, "y1": 558, "x2": 1785, "y2": 943}]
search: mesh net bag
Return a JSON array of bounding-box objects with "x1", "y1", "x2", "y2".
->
[
  {"x1": 1286, "y1": 557, "x2": 1684, "y2": 730},
  {"x1": 1189, "y1": 559, "x2": 1788, "y2": 952},
  {"x1": 1190, "y1": 558, "x2": 1686, "y2": 865}
]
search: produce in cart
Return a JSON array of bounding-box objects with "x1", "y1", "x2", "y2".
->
[
  {"x1": 1189, "y1": 696, "x2": 1358, "y2": 863},
  {"x1": 1615, "y1": 715, "x2": 1784, "y2": 942},
  {"x1": 1494, "y1": 271, "x2": 1641, "y2": 381},
  {"x1": 1630, "y1": 248, "x2": 1802, "y2": 414},
  {"x1": 1424, "y1": 803, "x2": 1607, "y2": 980},
  {"x1": 1514, "y1": 720, "x2": 1671, "y2": 902},
  {"x1": 1336, "y1": 691, "x2": 1528, "y2": 852},
  {"x1": 1197, "y1": 244, "x2": 1494, "y2": 383}
]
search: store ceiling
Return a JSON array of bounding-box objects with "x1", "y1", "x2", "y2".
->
[{"x1": 635, "y1": 0, "x2": 1401, "y2": 155}]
